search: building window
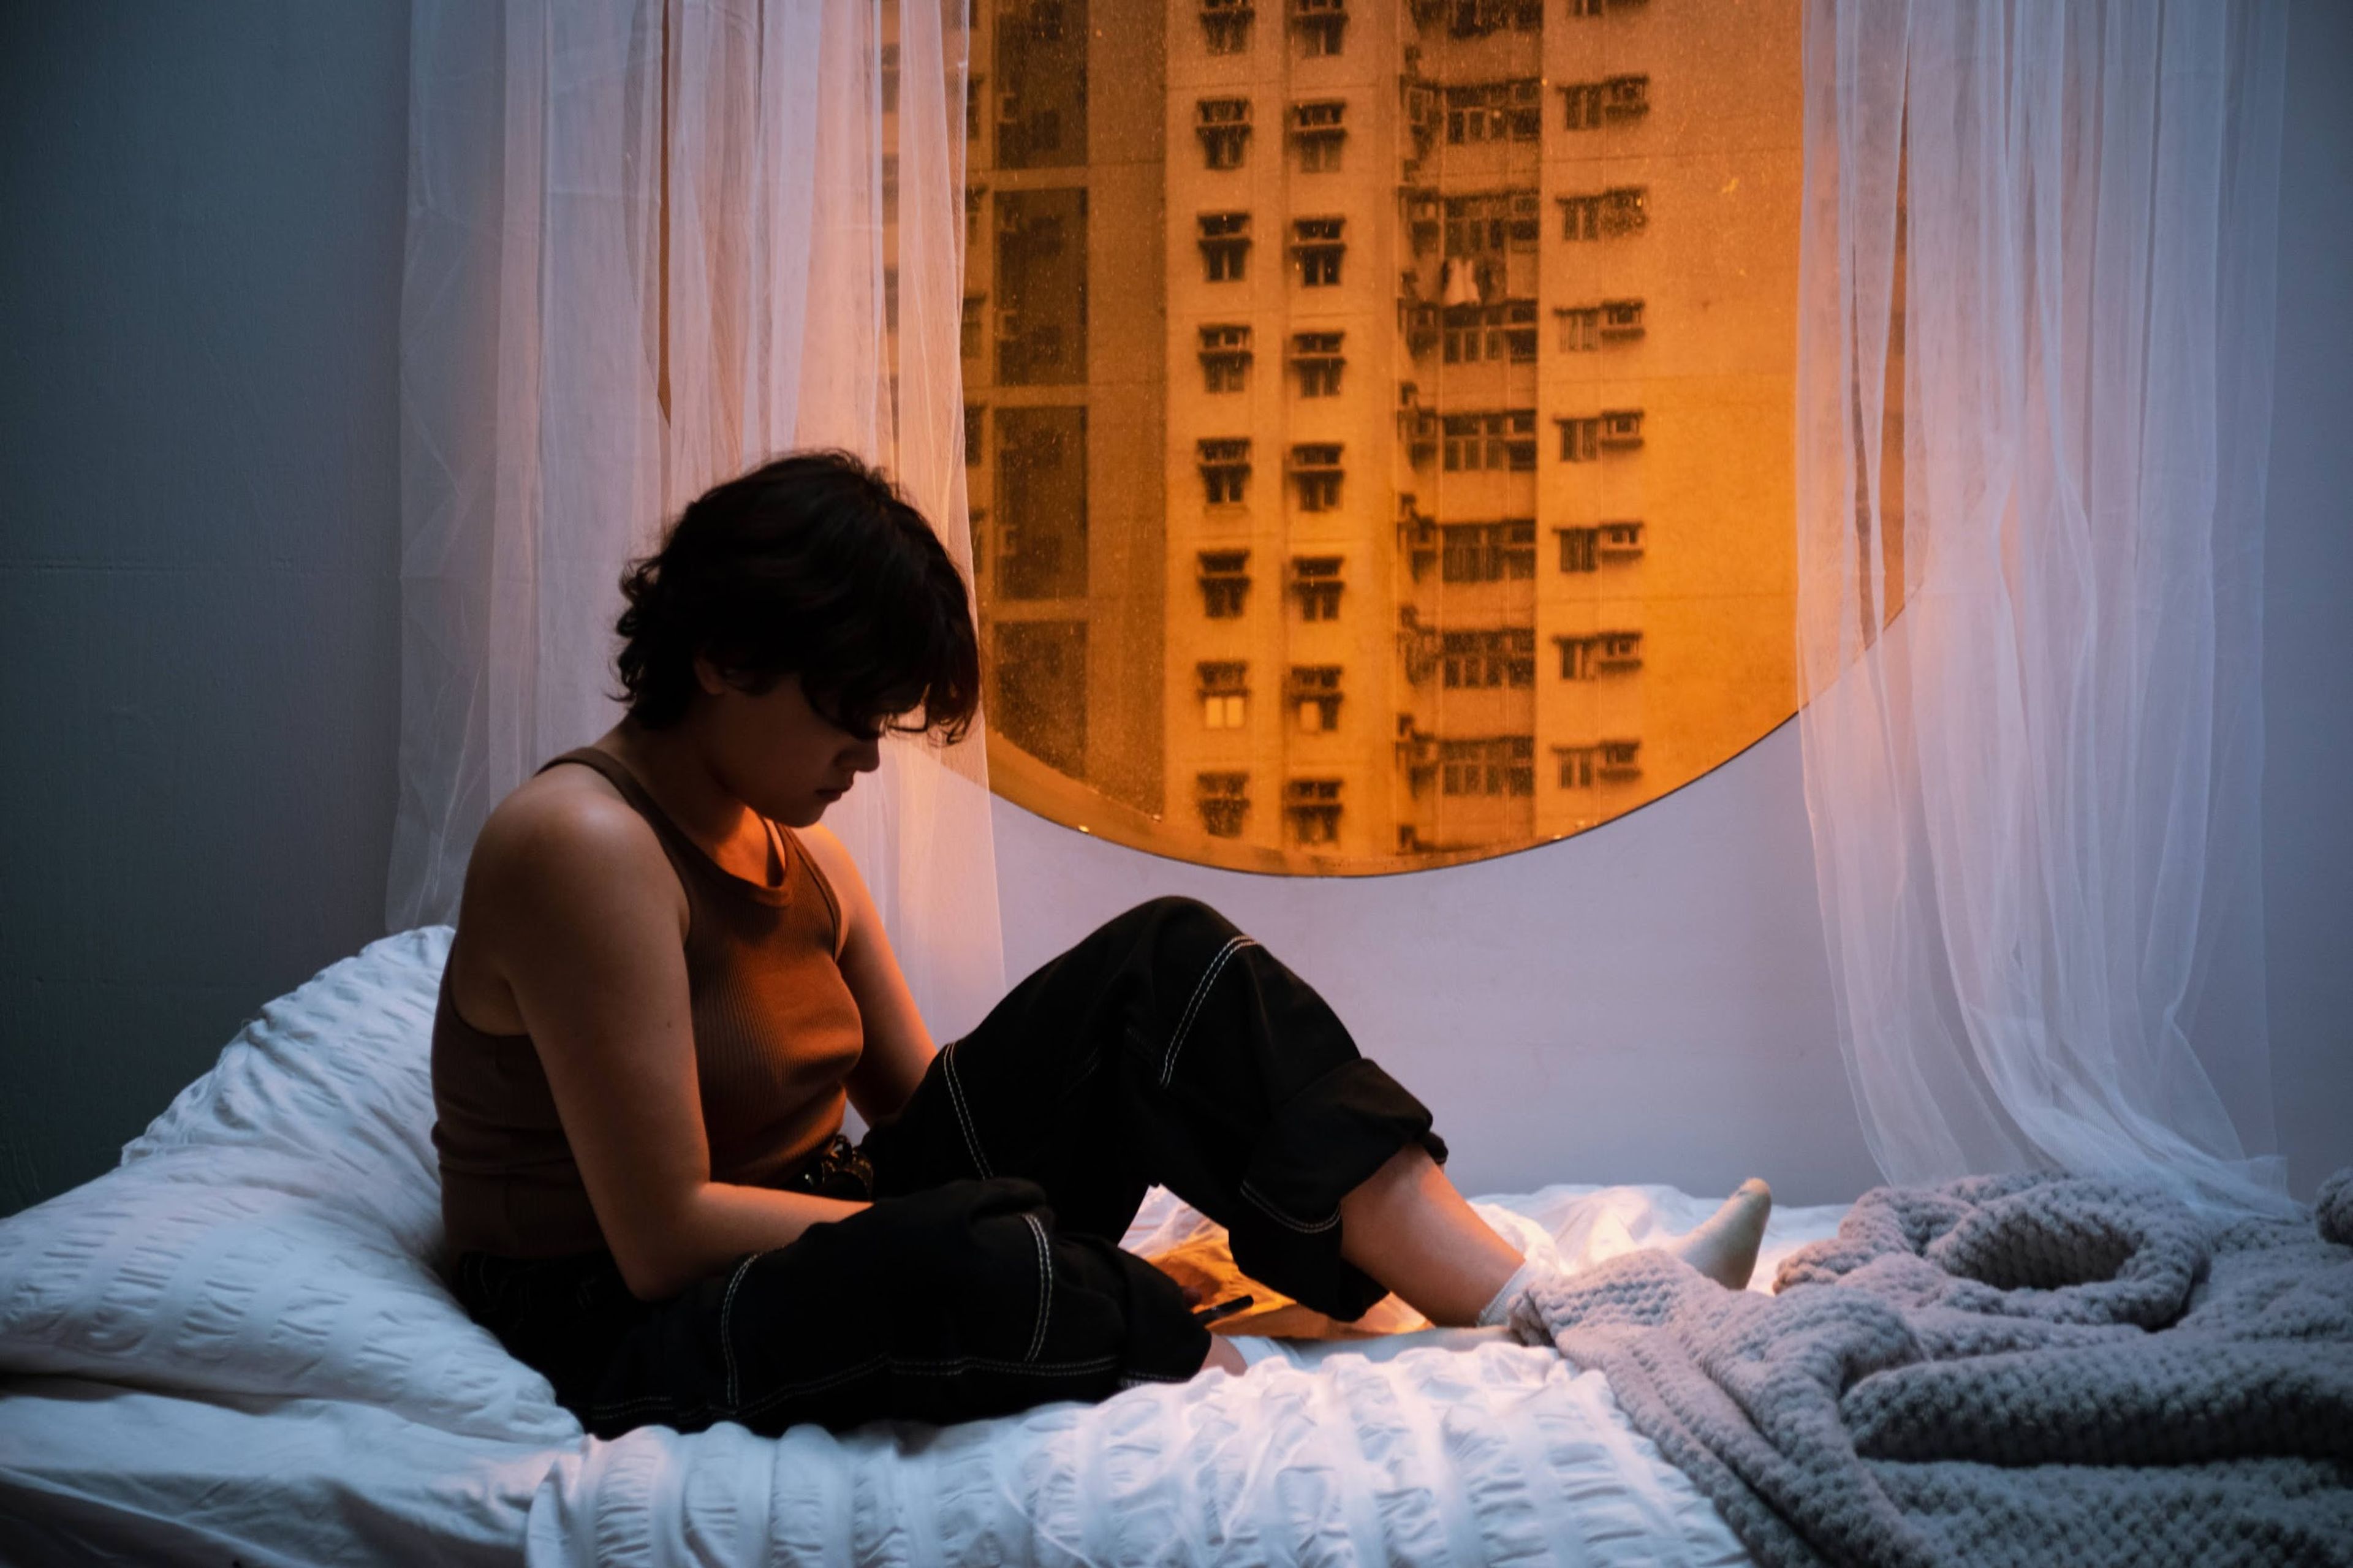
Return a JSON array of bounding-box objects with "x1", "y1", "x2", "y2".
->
[
  {"x1": 1558, "y1": 411, "x2": 1642, "y2": 461},
  {"x1": 1444, "y1": 299, "x2": 1537, "y2": 363},
  {"x1": 1196, "y1": 98, "x2": 1252, "y2": 169},
  {"x1": 1439, "y1": 0, "x2": 1542, "y2": 37},
  {"x1": 1289, "y1": 664, "x2": 1344, "y2": 731},
  {"x1": 965, "y1": 183, "x2": 988, "y2": 248},
  {"x1": 1440, "y1": 520, "x2": 1536, "y2": 582},
  {"x1": 961, "y1": 292, "x2": 988, "y2": 360},
  {"x1": 1290, "y1": 0, "x2": 1346, "y2": 56},
  {"x1": 1198, "y1": 549, "x2": 1251, "y2": 617},
  {"x1": 1200, "y1": 324, "x2": 1252, "y2": 393},
  {"x1": 1284, "y1": 778, "x2": 1343, "y2": 844},
  {"x1": 1560, "y1": 738, "x2": 1646, "y2": 787},
  {"x1": 1292, "y1": 99, "x2": 1346, "y2": 170},
  {"x1": 1563, "y1": 71, "x2": 1654, "y2": 129},
  {"x1": 1598, "y1": 631, "x2": 1644, "y2": 670},
  {"x1": 1559, "y1": 187, "x2": 1650, "y2": 242},
  {"x1": 1598, "y1": 519, "x2": 1646, "y2": 556},
  {"x1": 995, "y1": 191, "x2": 1085, "y2": 385},
  {"x1": 1292, "y1": 216, "x2": 1344, "y2": 286},
  {"x1": 963, "y1": 404, "x2": 985, "y2": 466},
  {"x1": 1199, "y1": 211, "x2": 1251, "y2": 281},
  {"x1": 1291, "y1": 331, "x2": 1344, "y2": 396},
  {"x1": 1403, "y1": 187, "x2": 1441, "y2": 255},
  {"x1": 996, "y1": 406, "x2": 1087, "y2": 598},
  {"x1": 1197, "y1": 438, "x2": 1251, "y2": 505},
  {"x1": 1197, "y1": 771, "x2": 1251, "y2": 836},
  {"x1": 1201, "y1": 0, "x2": 1254, "y2": 53},
  {"x1": 1605, "y1": 75, "x2": 1651, "y2": 118},
  {"x1": 1292, "y1": 555, "x2": 1344, "y2": 619},
  {"x1": 1444, "y1": 80, "x2": 1541, "y2": 143},
  {"x1": 1199, "y1": 661, "x2": 1249, "y2": 728},
  {"x1": 1557, "y1": 631, "x2": 1642, "y2": 678},
  {"x1": 1290, "y1": 444, "x2": 1343, "y2": 510},
  {"x1": 1442, "y1": 411, "x2": 1536, "y2": 472},
  {"x1": 1441, "y1": 627, "x2": 1535, "y2": 688},
  {"x1": 1441, "y1": 736, "x2": 1534, "y2": 797},
  {"x1": 1558, "y1": 526, "x2": 1597, "y2": 572},
  {"x1": 1558, "y1": 298, "x2": 1645, "y2": 350},
  {"x1": 995, "y1": 618, "x2": 1088, "y2": 772},
  {"x1": 1443, "y1": 191, "x2": 1539, "y2": 256}
]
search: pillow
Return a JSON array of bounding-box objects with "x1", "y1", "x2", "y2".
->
[{"x1": 0, "y1": 926, "x2": 576, "y2": 1445}]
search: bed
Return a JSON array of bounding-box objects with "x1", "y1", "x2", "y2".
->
[{"x1": 0, "y1": 927, "x2": 1851, "y2": 1566}]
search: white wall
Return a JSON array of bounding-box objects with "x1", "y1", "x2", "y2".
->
[{"x1": 993, "y1": 724, "x2": 1882, "y2": 1206}]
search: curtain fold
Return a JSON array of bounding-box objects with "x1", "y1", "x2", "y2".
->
[
  {"x1": 395, "y1": 0, "x2": 1004, "y2": 1042},
  {"x1": 1795, "y1": 0, "x2": 2292, "y2": 1213}
]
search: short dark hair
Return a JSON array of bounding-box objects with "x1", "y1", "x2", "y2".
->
[{"x1": 615, "y1": 450, "x2": 980, "y2": 741}]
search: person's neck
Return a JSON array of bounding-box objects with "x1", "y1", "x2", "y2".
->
[{"x1": 595, "y1": 719, "x2": 752, "y2": 855}]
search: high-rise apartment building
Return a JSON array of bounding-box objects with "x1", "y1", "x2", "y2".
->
[{"x1": 971, "y1": 0, "x2": 1799, "y2": 873}]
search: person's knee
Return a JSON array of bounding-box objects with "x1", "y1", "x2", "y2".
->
[{"x1": 1124, "y1": 895, "x2": 1241, "y2": 948}]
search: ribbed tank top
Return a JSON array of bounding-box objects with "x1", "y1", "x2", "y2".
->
[{"x1": 431, "y1": 746, "x2": 866, "y2": 1259}]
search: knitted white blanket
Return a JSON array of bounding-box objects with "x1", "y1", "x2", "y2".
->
[{"x1": 1520, "y1": 1170, "x2": 2353, "y2": 1568}]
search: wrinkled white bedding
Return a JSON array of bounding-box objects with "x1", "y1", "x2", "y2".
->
[{"x1": 0, "y1": 928, "x2": 1846, "y2": 1567}]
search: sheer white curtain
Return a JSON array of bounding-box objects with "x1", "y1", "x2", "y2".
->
[
  {"x1": 393, "y1": 0, "x2": 1005, "y2": 1042},
  {"x1": 1796, "y1": 0, "x2": 2292, "y2": 1213}
]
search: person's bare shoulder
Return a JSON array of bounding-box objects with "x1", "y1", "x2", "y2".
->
[{"x1": 463, "y1": 763, "x2": 688, "y2": 960}]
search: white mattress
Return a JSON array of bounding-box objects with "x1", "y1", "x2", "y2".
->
[{"x1": 0, "y1": 927, "x2": 1848, "y2": 1567}]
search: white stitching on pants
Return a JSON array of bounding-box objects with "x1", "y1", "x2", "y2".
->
[
  {"x1": 1238, "y1": 1179, "x2": 1341, "y2": 1234},
  {"x1": 1021, "y1": 1211, "x2": 1054, "y2": 1362},
  {"x1": 1160, "y1": 935, "x2": 1259, "y2": 1086},
  {"x1": 718, "y1": 1251, "x2": 761, "y2": 1410},
  {"x1": 941, "y1": 1040, "x2": 994, "y2": 1178}
]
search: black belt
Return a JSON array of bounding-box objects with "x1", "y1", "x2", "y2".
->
[{"x1": 782, "y1": 1133, "x2": 875, "y2": 1203}]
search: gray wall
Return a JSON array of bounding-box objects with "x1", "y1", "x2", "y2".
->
[
  {"x1": 2261, "y1": 0, "x2": 2353, "y2": 1202},
  {"x1": 1, "y1": 2, "x2": 2344, "y2": 1216},
  {"x1": 0, "y1": 4, "x2": 410, "y2": 1210}
]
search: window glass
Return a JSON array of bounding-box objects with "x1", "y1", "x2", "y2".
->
[{"x1": 963, "y1": 0, "x2": 1802, "y2": 871}]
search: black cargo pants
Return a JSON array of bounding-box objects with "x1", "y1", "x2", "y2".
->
[{"x1": 452, "y1": 897, "x2": 1446, "y2": 1437}]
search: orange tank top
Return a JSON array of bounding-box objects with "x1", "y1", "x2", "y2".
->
[{"x1": 431, "y1": 746, "x2": 866, "y2": 1259}]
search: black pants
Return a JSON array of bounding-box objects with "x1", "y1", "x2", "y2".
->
[{"x1": 451, "y1": 897, "x2": 1446, "y2": 1437}]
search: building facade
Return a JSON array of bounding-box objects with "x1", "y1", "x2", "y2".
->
[{"x1": 971, "y1": 0, "x2": 1799, "y2": 873}]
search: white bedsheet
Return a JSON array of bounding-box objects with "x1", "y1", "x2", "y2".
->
[{"x1": 0, "y1": 927, "x2": 1847, "y2": 1567}]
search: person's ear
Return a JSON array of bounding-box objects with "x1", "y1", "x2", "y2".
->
[{"x1": 692, "y1": 654, "x2": 731, "y2": 697}]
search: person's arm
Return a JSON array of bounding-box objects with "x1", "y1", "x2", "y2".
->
[
  {"x1": 796, "y1": 822, "x2": 938, "y2": 1127},
  {"x1": 469, "y1": 790, "x2": 865, "y2": 1301}
]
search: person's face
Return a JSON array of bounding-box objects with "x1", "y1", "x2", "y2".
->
[{"x1": 692, "y1": 659, "x2": 886, "y2": 827}]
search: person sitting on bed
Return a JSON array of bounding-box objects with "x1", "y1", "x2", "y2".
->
[{"x1": 429, "y1": 449, "x2": 1776, "y2": 1437}]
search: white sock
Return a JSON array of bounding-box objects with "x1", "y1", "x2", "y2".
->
[
  {"x1": 1474, "y1": 1256, "x2": 1552, "y2": 1329},
  {"x1": 1666, "y1": 1178, "x2": 1774, "y2": 1290}
]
